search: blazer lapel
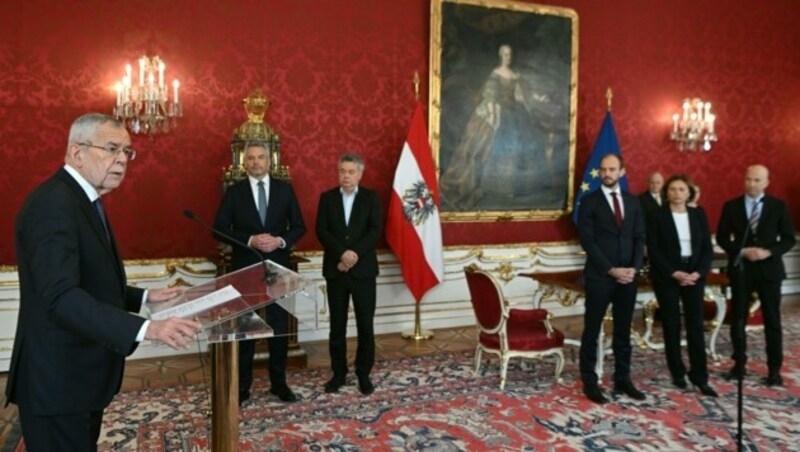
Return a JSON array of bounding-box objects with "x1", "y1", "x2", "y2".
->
[
  {"x1": 736, "y1": 196, "x2": 749, "y2": 229},
  {"x1": 619, "y1": 192, "x2": 635, "y2": 230},
  {"x1": 664, "y1": 210, "x2": 680, "y2": 252},
  {"x1": 594, "y1": 190, "x2": 617, "y2": 228},
  {"x1": 334, "y1": 191, "x2": 347, "y2": 229},
  {"x1": 68, "y1": 180, "x2": 125, "y2": 286},
  {"x1": 57, "y1": 169, "x2": 125, "y2": 290},
  {"x1": 104, "y1": 216, "x2": 126, "y2": 286},
  {"x1": 348, "y1": 191, "x2": 366, "y2": 230},
  {"x1": 757, "y1": 196, "x2": 773, "y2": 228},
  {"x1": 240, "y1": 180, "x2": 263, "y2": 228},
  {"x1": 689, "y1": 209, "x2": 701, "y2": 256}
]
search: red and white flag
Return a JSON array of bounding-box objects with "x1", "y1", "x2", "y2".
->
[{"x1": 386, "y1": 102, "x2": 444, "y2": 303}]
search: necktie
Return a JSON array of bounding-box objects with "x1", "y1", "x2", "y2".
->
[
  {"x1": 655, "y1": 194, "x2": 662, "y2": 206},
  {"x1": 611, "y1": 191, "x2": 623, "y2": 228},
  {"x1": 257, "y1": 181, "x2": 267, "y2": 226},
  {"x1": 94, "y1": 199, "x2": 111, "y2": 241},
  {"x1": 748, "y1": 199, "x2": 761, "y2": 233}
]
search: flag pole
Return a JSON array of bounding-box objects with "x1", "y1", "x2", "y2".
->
[
  {"x1": 401, "y1": 302, "x2": 434, "y2": 340},
  {"x1": 606, "y1": 87, "x2": 612, "y2": 111},
  {"x1": 401, "y1": 70, "x2": 434, "y2": 341}
]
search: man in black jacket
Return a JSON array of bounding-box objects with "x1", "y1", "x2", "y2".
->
[
  {"x1": 577, "y1": 153, "x2": 646, "y2": 404},
  {"x1": 316, "y1": 154, "x2": 382, "y2": 395},
  {"x1": 6, "y1": 113, "x2": 202, "y2": 450},
  {"x1": 717, "y1": 164, "x2": 795, "y2": 386},
  {"x1": 213, "y1": 141, "x2": 306, "y2": 404}
]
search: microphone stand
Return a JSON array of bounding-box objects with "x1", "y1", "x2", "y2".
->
[
  {"x1": 732, "y1": 200, "x2": 760, "y2": 452},
  {"x1": 183, "y1": 210, "x2": 276, "y2": 284}
]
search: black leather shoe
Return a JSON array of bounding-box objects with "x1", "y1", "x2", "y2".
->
[
  {"x1": 672, "y1": 377, "x2": 688, "y2": 389},
  {"x1": 324, "y1": 377, "x2": 346, "y2": 394},
  {"x1": 269, "y1": 384, "x2": 298, "y2": 402},
  {"x1": 582, "y1": 384, "x2": 608, "y2": 404},
  {"x1": 238, "y1": 390, "x2": 250, "y2": 407},
  {"x1": 722, "y1": 366, "x2": 747, "y2": 381},
  {"x1": 358, "y1": 376, "x2": 375, "y2": 395},
  {"x1": 761, "y1": 373, "x2": 783, "y2": 387},
  {"x1": 693, "y1": 383, "x2": 719, "y2": 397},
  {"x1": 614, "y1": 380, "x2": 646, "y2": 400}
]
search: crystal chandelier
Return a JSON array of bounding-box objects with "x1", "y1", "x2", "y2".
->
[
  {"x1": 113, "y1": 56, "x2": 182, "y2": 136},
  {"x1": 670, "y1": 98, "x2": 717, "y2": 151}
]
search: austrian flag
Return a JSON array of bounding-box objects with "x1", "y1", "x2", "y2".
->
[{"x1": 386, "y1": 102, "x2": 444, "y2": 303}]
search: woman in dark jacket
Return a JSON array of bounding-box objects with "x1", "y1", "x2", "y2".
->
[{"x1": 647, "y1": 174, "x2": 718, "y2": 397}]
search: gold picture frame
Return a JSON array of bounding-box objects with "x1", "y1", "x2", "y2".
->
[{"x1": 430, "y1": 0, "x2": 578, "y2": 222}]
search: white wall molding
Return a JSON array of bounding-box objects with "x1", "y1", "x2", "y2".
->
[{"x1": 2, "y1": 239, "x2": 799, "y2": 369}]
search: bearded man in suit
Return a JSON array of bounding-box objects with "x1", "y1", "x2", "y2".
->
[
  {"x1": 577, "y1": 153, "x2": 646, "y2": 404},
  {"x1": 316, "y1": 154, "x2": 382, "y2": 396},
  {"x1": 213, "y1": 141, "x2": 306, "y2": 404},
  {"x1": 717, "y1": 164, "x2": 795, "y2": 386},
  {"x1": 5, "y1": 113, "x2": 202, "y2": 451}
]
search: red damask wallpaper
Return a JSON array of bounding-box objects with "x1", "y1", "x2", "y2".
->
[{"x1": 1, "y1": 0, "x2": 799, "y2": 264}]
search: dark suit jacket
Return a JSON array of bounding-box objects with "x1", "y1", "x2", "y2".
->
[
  {"x1": 315, "y1": 187, "x2": 382, "y2": 280},
  {"x1": 6, "y1": 168, "x2": 146, "y2": 415},
  {"x1": 578, "y1": 188, "x2": 645, "y2": 280},
  {"x1": 646, "y1": 206, "x2": 713, "y2": 283},
  {"x1": 638, "y1": 191, "x2": 663, "y2": 233},
  {"x1": 716, "y1": 194, "x2": 795, "y2": 281},
  {"x1": 213, "y1": 177, "x2": 306, "y2": 270}
]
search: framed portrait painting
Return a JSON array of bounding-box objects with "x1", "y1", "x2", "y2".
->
[{"x1": 430, "y1": 0, "x2": 578, "y2": 221}]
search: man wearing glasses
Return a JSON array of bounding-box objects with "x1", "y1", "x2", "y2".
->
[{"x1": 5, "y1": 113, "x2": 203, "y2": 450}]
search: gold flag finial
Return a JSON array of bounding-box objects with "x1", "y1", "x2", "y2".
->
[
  {"x1": 413, "y1": 71, "x2": 420, "y2": 101},
  {"x1": 606, "y1": 87, "x2": 613, "y2": 111}
]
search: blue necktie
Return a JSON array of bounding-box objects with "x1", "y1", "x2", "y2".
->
[
  {"x1": 94, "y1": 199, "x2": 111, "y2": 241},
  {"x1": 748, "y1": 199, "x2": 761, "y2": 233},
  {"x1": 257, "y1": 181, "x2": 267, "y2": 226}
]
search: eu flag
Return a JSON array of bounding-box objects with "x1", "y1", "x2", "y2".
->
[{"x1": 572, "y1": 111, "x2": 628, "y2": 223}]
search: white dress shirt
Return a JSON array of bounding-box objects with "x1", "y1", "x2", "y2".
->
[
  {"x1": 341, "y1": 186, "x2": 359, "y2": 225},
  {"x1": 601, "y1": 185, "x2": 624, "y2": 219}
]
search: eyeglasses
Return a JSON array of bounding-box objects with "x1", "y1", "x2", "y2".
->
[{"x1": 76, "y1": 142, "x2": 137, "y2": 161}]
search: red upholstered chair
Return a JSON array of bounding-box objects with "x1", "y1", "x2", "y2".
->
[
  {"x1": 464, "y1": 265, "x2": 565, "y2": 389},
  {"x1": 704, "y1": 294, "x2": 764, "y2": 331}
]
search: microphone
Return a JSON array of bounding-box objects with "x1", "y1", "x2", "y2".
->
[{"x1": 183, "y1": 209, "x2": 276, "y2": 284}]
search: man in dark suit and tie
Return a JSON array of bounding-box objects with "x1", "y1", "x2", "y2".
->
[
  {"x1": 213, "y1": 141, "x2": 306, "y2": 404},
  {"x1": 638, "y1": 171, "x2": 664, "y2": 229},
  {"x1": 577, "y1": 153, "x2": 646, "y2": 404},
  {"x1": 716, "y1": 164, "x2": 795, "y2": 386},
  {"x1": 5, "y1": 113, "x2": 203, "y2": 450},
  {"x1": 316, "y1": 154, "x2": 382, "y2": 395}
]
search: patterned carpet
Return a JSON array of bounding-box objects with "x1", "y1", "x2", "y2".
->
[{"x1": 8, "y1": 326, "x2": 800, "y2": 451}]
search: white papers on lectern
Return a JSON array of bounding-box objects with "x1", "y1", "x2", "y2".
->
[{"x1": 150, "y1": 285, "x2": 242, "y2": 320}]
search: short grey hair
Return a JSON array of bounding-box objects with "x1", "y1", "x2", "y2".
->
[
  {"x1": 67, "y1": 113, "x2": 124, "y2": 145},
  {"x1": 244, "y1": 141, "x2": 269, "y2": 152},
  {"x1": 339, "y1": 153, "x2": 364, "y2": 171}
]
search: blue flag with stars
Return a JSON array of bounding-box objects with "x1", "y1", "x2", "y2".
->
[{"x1": 572, "y1": 111, "x2": 628, "y2": 223}]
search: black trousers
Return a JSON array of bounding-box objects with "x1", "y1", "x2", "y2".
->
[
  {"x1": 580, "y1": 276, "x2": 637, "y2": 386},
  {"x1": 18, "y1": 404, "x2": 103, "y2": 452},
  {"x1": 653, "y1": 271, "x2": 709, "y2": 385},
  {"x1": 239, "y1": 302, "x2": 289, "y2": 392},
  {"x1": 326, "y1": 273, "x2": 376, "y2": 379},
  {"x1": 729, "y1": 262, "x2": 784, "y2": 372}
]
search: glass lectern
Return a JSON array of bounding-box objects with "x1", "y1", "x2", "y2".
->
[{"x1": 146, "y1": 260, "x2": 318, "y2": 451}]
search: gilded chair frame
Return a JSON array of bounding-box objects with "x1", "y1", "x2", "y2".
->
[{"x1": 465, "y1": 265, "x2": 565, "y2": 389}]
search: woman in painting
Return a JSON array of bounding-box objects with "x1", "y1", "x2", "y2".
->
[
  {"x1": 440, "y1": 44, "x2": 547, "y2": 210},
  {"x1": 646, "y1": 174, "x2": 718, "y2": 397}
]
